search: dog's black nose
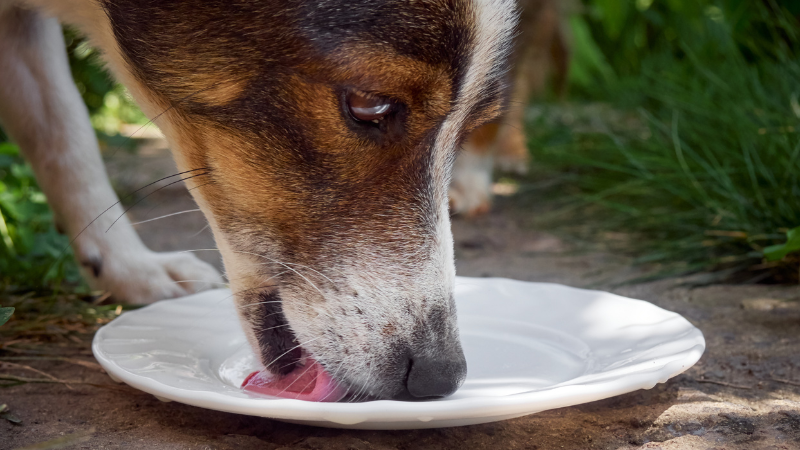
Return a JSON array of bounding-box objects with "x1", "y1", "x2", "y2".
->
[{"x1": 405, "y1": 351, "x2": 467, "y2": 398}]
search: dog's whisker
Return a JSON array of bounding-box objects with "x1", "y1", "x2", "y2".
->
[
  {"x1": 238, "y1": 300, "x2": 283, "y2": 307},
  {"x1": 360, "y1": 363, "x2": 379, "y2": 401},
  {"x1": 290, "y1": 364, "x2": 320, "y2": 397},
  {"x1": 246, "y1": 253, "x2": 336, "y2": 287},
  {"x1": 270, "y1": 261, "x2": 337, "y2": 288},
  {"x1": 263, "y1": 337, "x2": 321, "y2": 371},
  {"x1": 258, "y1": 323, "x2": 291, "y2": 333},
  {"x1": 230, "y1": 271, "x2": 293, "y2": 308},
  {"x1": 253, "y1": 260, "x2": 339, "y2": 287},
  {"x1": 107, "y1": 84, "x2": 225, "y2": 158},
  {"x1": 186, "y1": 181, "x2": 214, "y2": 193},
  {"x1": 172, "y1": 249, "x2": 290, "y2": 287},
  {"x1": 244, "y1": 311, "x2": 285, "y2": 322},
  {"x1": 216, "y1": 286, "x2": 280, "y2": 310},
  {"x1": 131, "y1": 209, "x2": 202, "y2": 226},
  {"x1": 272, "y1": 362, "x2": 316, "y2": 398},
  {"x1": 318, "y1": 370, "x2": 343, "y2": 402},
  {"x1": 322, "y1": 360, "x2": 353, "y2": 401},
  {"x1": 46, "y1": 168, "x2": 210, "y2": 275},
  {"x1": 318, "y1": 362, "x2": 347, "y2": 402},
  {"x1": 188, "y1": 224, "x2": 211, "y2": 238},
  {"x1": 346, "y1": 371, "x2": 365, "y2": 403},
  {"x1": 105, "y1": 171, "x2": 211, "y2": 233},
  {"x1": 212, "y1": 271, "x2": 294, "y2": 311},
  {"x1": 171, "y1": 279, "x2": 229, "y2": 286},
  {"x1": 275, "y1": 358, "x2": 302, "y2": 373},
  {"x1": 245, "y1": 256, "x2": 342, "y2": 296},
  {"x1": 234, "y1": 250, "x2": 327, "y2": 301},
  {"x1": 309, "y1": 307, "x2": 334, "y2": 321},
  {"x1": 221, "y1": 270, "x2": 286, "y2": 285},
  {"x1": 295, "y1": 378, "x2": 317, "y2": 396},
  {"x1": 352, "y1": 377, "x2": 371, "y2": 403},
  {"x1": 233, "y1": 269, "x2": 291, "y2": 283},
  {"x1": 207, "y1": 281, "x2": 285, "y2": 310}
]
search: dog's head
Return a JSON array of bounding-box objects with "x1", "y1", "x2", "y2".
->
[{"x1": 100, "y1": 0, "x2": 516, "y2": 399}]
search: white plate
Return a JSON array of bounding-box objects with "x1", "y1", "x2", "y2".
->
[{"x1": 92, "y1": 277, "x2": 704, "y2": 430}]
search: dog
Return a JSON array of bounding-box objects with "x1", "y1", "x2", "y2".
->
[
  {"x1": 0, "y1": 0, "x2": 517, "y2": 400},
  {"x1": 450, "y1": 0, "x2": 569, "y2": 216}
]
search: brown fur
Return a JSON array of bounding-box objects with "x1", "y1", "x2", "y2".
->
[
  {"x1": 4, "y1": 0, "x2": 517, "y2": 399},
  {"x1": 182, "y1": 46, "x2": 460, "y2": 263},
  {"x1": 94, "y1": 0, "x2": 516, "y2": 398},
  {"x1": 455, "y1": 0, "x2": 570, "y2": 215}
]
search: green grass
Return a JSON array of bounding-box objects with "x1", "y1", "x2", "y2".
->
[{"x1": 524, "y1": 4, "x2": 800, "y2": 282}]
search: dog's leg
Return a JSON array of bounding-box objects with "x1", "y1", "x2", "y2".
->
[
  {"x1": 450, "y1": 0, "x2": 571, "y2": 216},
  {"x1": 0, "y1": 6, "x2": 222, "y2": 303},
  {"x1": 449, "y1": 123, "x2": 498, "y2": 217},
  {"x1": 492, "y1": 67, "x2": 533, "y2": 175},
  {"x1": 495, "y1": 0, "x2": 568, "y2": 174}
]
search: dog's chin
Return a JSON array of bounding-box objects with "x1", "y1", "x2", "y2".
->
[{"x1": 242, "y1": 349, "x2": 348, "y2": 402}]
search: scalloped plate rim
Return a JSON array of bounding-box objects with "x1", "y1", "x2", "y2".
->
[{"x1": 92, "y1": 276, "x2": 705, "y2": 429}]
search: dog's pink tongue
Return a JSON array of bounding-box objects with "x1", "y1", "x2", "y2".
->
[{"x1": 241, "y1": 359, "x2": 346, "y2": 402}]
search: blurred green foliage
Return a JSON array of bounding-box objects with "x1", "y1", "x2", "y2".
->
[
  {"x1": 764, "y1": 226, "x2": 800, "y2": 262},
  {"x1": 0, "y1": 143, "x2": 81, "y2": 290},
  {"x1": 64, "y1": 28, "x2": 147, "y2": 134},
  {"x1": 529, "y1": 0, "x2": 800, "y2": 281},
  {"x1": 569, "y1": 0, "x2": 800, "y2": 96},
  {"x1": 64, "y1": 28, "x2": 114, "y2": 115}
]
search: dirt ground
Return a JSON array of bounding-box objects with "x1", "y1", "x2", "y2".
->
[{"x1": 2, "y1": 145, "x2": 800, "y2": 449}]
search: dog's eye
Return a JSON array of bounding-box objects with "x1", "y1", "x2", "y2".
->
[{"x1": 346, "y1": 91, "x2": 392, "y2": 123}]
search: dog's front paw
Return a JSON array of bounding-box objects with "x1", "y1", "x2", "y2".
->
[
  {"x1": 449, "y1": 151, "x2": 493, "y2": 217},
  {"x1": 81, "y1": 250, "x2": 223, "y2": 304}
]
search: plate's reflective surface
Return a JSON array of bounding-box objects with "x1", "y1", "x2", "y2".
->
[{"x1": 93, "y1": 277, "x2": 705, "y2": 429}]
